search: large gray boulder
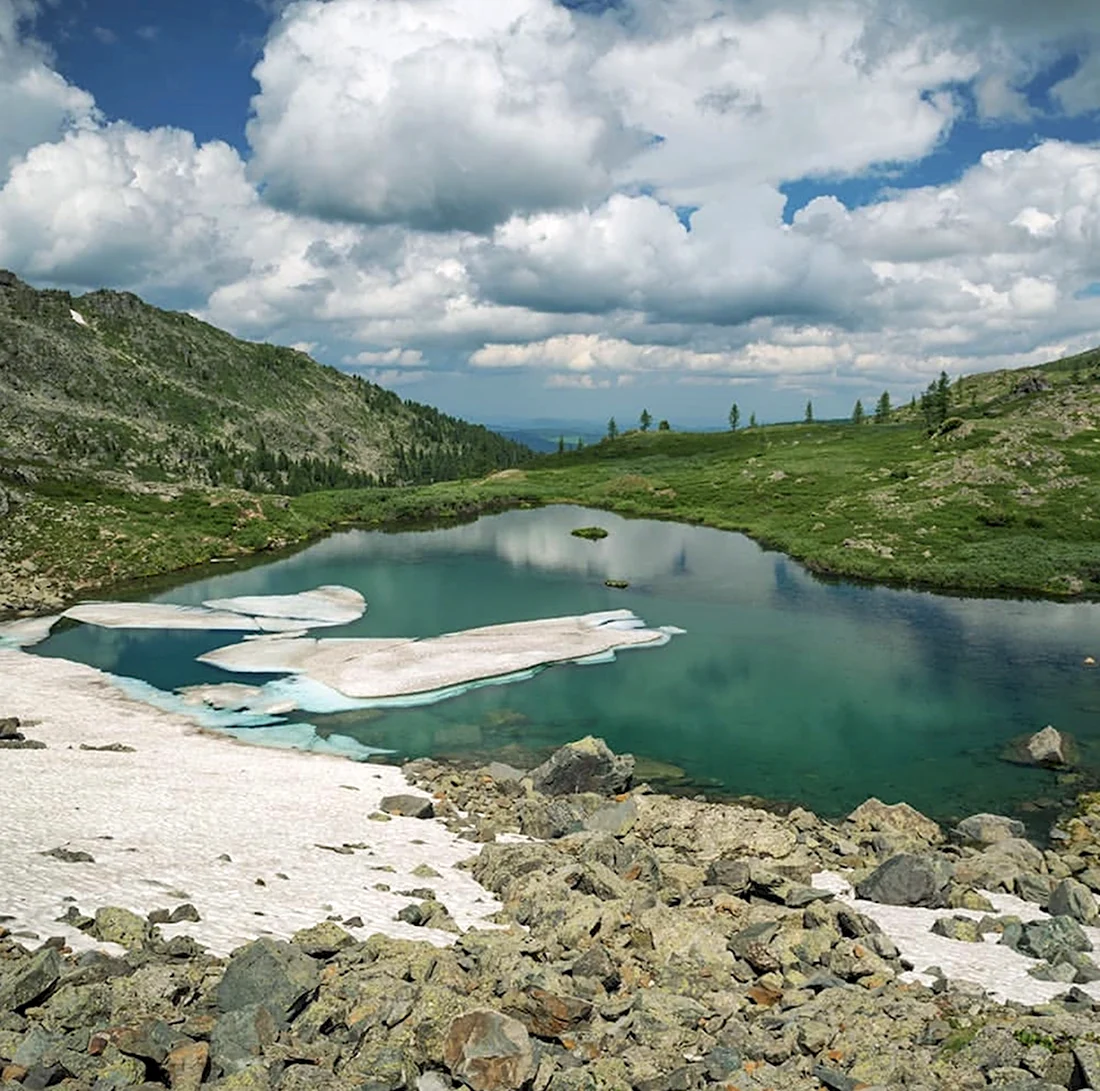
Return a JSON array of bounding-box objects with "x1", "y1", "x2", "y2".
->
[
  {"x1": 216, "y1": 938, "x2": 320, "y2": 1020},
  {"x1": 1048, "y1": 879, "x2": 1099, "y2": 925},
  {"x1": 954, "y1": 813, "x2": 1027, "y2": 846},
  {"x1": 529, "y1": 737, "x2": 634, "y2": 797},
  {"x1": 854, "y1": 853, "x2": 954, "y2": 907},
  {"x1": 0, "y1": 948, "x2": 61, "y2": 1013}
]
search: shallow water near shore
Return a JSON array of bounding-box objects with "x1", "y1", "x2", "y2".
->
[{"x1": 31, "y1": 504, "x2": 1100, "y2": 828}]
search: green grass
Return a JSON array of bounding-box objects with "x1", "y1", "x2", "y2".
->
[
  {"x1": 570, "y1": 526, "x2": 609, "y2": 540},
  {"x1": 4, "y1": 357, "x2": 1100, "y2": 612}
]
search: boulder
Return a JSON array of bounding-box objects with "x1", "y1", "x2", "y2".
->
[
  {"x1": 216, "y1": 938, "x2": 320, "y2": 1020},
  {"x1": 443, "y1": 1009, "x2": 534, "y2": 1091},
  {"x1": 854, "y1": 853, "x2": 954, "y2": 907},
  {"x1": 290, "y1": 921, "x2": 355, "y2": 957},
  {"x1": 1011, "y1": 916, "x2": 1092, "y2": 962},
  {"x1": 954, "y1": 813, "x2": 1027, "y2": 846},
  {"x1": 930, "y1": 916, "x2": 983, "y2": 943},
  {"x1": 1047, "y1": 879, "x2": 1099, "y2": 925},
  {"x1": 1028, "y1": 726, "x2": 1072, "y2": 766},
  {"x1": 91, "y1": 906, "x2": 150, "y2": 948},
  {"x1": 165, "y1": 1040, "x2": 210, "y2": 1091},
  {"x1": 1003, "y1": 726, "x2": 1077, "y2": 768},
  {"x1": 211, "y1": 1004, "x2": 284, "y2": 1077},
  {"x1": 380, "y1": 794, "x2": 435, "y2": 819},
  {"x1": 529, "y1": 737, "x2": 634, "y2": 797},
  {"x1": 0, "y1": 949, "x2": 61, "y2": 1013},
  {"x1": 846, "y1": 798, "x2": 942, "y2": 845}
]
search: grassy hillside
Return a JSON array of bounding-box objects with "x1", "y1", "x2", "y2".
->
[
  {"x1": 0, "y1": 270, "x2": 528, "y2": 492},
  {"x1": 3, "y1": 336, "x2": 1099, "y2": 613}
]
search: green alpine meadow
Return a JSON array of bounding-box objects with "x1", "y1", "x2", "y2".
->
[{"x1": 2, "y1": 269, "x2": 1098, "y2": 612}]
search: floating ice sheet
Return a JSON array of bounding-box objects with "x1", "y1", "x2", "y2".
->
[
  {"x1": 60, "y1": 585, "x2": 366, "y2": 633},
  {"x1": 203, "y1": 585, "x2": 366, "y2": 625},
  {"x1": 64, "y1": 602, "x2": 304, "y2": 631},
  {"x1": 198, "y1": 609, "x2": 677, "y2": 702}
]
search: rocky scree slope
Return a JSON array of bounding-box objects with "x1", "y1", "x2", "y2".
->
[
  {"x1": 0, "y1": 270, "x2": 529, "y2": 492},
  {"x1": 3, "y1": 738, "x2": 1100, "y2": 1091}
]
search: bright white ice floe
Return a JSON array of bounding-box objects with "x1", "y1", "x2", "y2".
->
[
  {"x1": 815, "y1": 871, "x2": 1100, "y2": 1006},
  {"x1": 197, "y1": 610, "x2": 678, "y2": 703},
  {"x1": 64, "y1": 603, "x2": 311, "y2": 632},
  {"x1": 0, "y1": 648, "x2": 502, "y2": 956},
  {"x1": 203, "y1": 585, "x2": 366, "y2": 625},
  {"x1": 57, "y1": 585, "x2": 368, "y2": 634}
]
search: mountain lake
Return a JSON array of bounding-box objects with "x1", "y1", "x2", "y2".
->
[{"x1": 30, "y1": 505, "x2": 1100, "y2": 830}]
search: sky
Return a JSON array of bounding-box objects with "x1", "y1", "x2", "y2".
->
[{"x1": 2, "y1": 1, "x2": 1100, "y2": 427}]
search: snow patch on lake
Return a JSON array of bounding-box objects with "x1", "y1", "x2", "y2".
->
[{"x1": 197, "y1": 609, "x2": 676, "y2": 703}]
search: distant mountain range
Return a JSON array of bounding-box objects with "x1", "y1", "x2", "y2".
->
[{"x1": 0, "y1": 271, "x2": 530, "y2": 493}]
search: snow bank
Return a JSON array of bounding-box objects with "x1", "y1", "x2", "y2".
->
[
  {"x1": 0, "y1": 648, "x2": 503, "y2": 956},
  {"x1": 815, "y1": 871, "x2": 1100, "y2": 1006}
]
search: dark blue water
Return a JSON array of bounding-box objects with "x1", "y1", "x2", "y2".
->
[{"x1": 33, "y1": 506, "x2": 1100, "y2": 826}]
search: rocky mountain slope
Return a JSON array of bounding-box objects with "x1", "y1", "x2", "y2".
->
[{"x1": 0, "y1": 271, "x2": 529, "y2": 492}]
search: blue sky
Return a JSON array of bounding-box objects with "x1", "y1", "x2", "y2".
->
[{"x1": 2, "y1": 0, "x2": 1099, "y2": 426}]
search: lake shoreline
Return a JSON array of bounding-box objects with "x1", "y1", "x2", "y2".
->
[
  {"x1": 3, "y1": 649, "x2": 1100, "y2": 1088},
  {"x1": 5, "y1": 486, "x2": 1100, "y2": 624}
]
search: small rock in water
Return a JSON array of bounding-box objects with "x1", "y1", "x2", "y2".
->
[{"x1": 1027, "y1": 725, "x2": 1073, "y2": 767}]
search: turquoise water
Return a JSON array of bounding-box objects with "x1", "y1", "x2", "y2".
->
[{"x1": 33, "y1": 505, "x2": 1100, "y2": 827}]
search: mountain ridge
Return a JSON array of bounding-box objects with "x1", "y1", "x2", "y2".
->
[{"x1": 0, "y1": 270, "x2": 529, "y2": 492}]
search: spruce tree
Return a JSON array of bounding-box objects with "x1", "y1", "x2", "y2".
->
[
  {"x1": 640, "y1": 408, "x2": 652, "y2": 432},
  {"x1": 874, "y1": 391, "x2": 891, "y2": 423},
  {"x1": 728, "y1": 403, "x2": 740, "y2": 431},
  {"x1": 804, "y1": 400, "x2": 814, "y2": 423},
  {"x1": 852, "y1": 399, "x2": 864, "y2": 425}
]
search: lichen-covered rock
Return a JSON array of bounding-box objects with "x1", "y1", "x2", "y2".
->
[
  {"x1": 443, "y1": 1009, "x2": 533, "y2": 1091},
  {"x1": 954, "y1": 813, "x2": 1027, "y2": 846},
  {"x1": 0, "y1": 949, "x2": 60, "y2": 1013},
  {"x1": 1047, "y1": 878, "x2": 1099, "y2": 925},
  {"x1": 846, "y1": 797, "x2": 943, "y2": 845},
  {"x1": 91, "y1": 906, "x2": 151, "y2": 949},
  {"x1": 216, "y1": 938, "x2": 320, "y2": 1020},
  {"x1": 529, "y1": 736, "x2": 634, "y2": 797}
]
